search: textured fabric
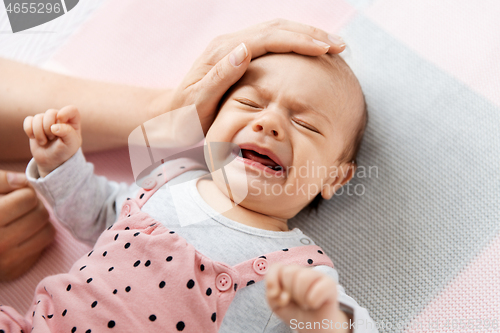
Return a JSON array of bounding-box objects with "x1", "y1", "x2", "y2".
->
[
  {"x1": 18, "y1": 148, "x2": 376, "y2": 332},
  {"x1": 293, "y1": 10, "x2": 500, "y2": 332},
  {"x1": 0, "y1": 158, "x2": 334, "y2": 333},
  {"x1": 0, "y1": 0, "x2": 104, "y2": 66},
  {"x1": 0, "y1": 1, "x2": 499, "y2": 332}
]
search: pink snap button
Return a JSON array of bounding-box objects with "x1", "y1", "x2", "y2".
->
[
  {"x1": 215, "y1": 273, "x2": 232, "y2": 291},
  {"x1": 122, "y1": 204, "x2": 131, "y2": 215},
  {"x1": 141, "y1": 178, "x2": 157, "y2": 191},
  {"x1": 253, "y1": 258, "x2": 268, "y2": 275}
]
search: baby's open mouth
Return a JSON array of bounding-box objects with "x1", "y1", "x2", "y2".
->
[{"x1": 240, "y1": 149, "x2": 283, "y2": 171}]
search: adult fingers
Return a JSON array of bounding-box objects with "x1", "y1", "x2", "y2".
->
[
  {"x1": 0, "y1": 187, "x2": 39, "y2": 227},
  {"x1": 202, "y1": 19, "x2": 345, "y2": 64},
  {"x1": 0, "y1": 170, "x2": 29, "y2": 193},
  {"x1": 247, "y1": 29, "x2": 339, "y2": 58},
  {"x1": 191, "y1": 43, "x2": 251, "y2": 133},
  {"x1": 199, "y1": 43, "x2": 250, "y2": 91},
  {"x1": 0, "y1": 222, "x2": 55, "y2": 281},
  {"x1": 184, "y1": 20, "x2": 344, "y2": 86},
  {"x1": 0, "y1": 251, "x2": 42, "y2": 281},
  {"x1": 0, "y1": 199, "x2": 49, "y2": 252},
  {"x1": 14, "y1": 219, "x2": 55, "y2": 258},
  {"x1": 266, "y1": 18, "x2": 345, "y2": 53}
]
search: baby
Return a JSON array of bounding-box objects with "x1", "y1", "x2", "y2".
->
[{"x1": 0, "y1": 52, "x2": 375, "y2": 333}]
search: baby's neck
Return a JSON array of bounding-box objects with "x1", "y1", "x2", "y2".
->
[{"x1": 196, "y1": 177, "x2": 289, "y2": 232}]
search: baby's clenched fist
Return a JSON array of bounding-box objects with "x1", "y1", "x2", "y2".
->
[
  {"x1": 23, "y1": 105, "x2": 82, "y2": 178},
  {"x1": 266, "y1": 263, "x2": 351, "y2": 332}
]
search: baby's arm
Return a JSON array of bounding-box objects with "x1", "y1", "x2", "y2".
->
[{"x1": 23, "y1": 106, "x2": 136, "y2": 245}]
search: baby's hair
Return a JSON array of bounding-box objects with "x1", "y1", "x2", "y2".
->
[{"x1": 306, "y1": 53, "x2": 368, "y2": 214}]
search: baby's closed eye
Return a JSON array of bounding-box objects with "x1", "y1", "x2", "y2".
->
[
  {"x1": 291, "y1": 118, "x2": 320, "y2": 133},
  {"x1": 234, "y1": 98, "x2": 320, "y2": 134},
  {"x1": 235, "y1": 98, "x2": 262, "y2": 109}
]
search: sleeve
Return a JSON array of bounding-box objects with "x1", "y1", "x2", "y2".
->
[
  {"x1": 25, "y1": 147, "x2": 140, "y2": 246},
  {"x1": 263, "y1": 265, "x2": 378, "y2": 333},
  {"x1": 312, "y1": 265, "x2": 379, "y2": 333}
]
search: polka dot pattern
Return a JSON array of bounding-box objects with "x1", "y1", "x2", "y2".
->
[
  {"x1": 0, "y1": 159, "x2": 333, "y2": 333},
  {"x1": 176, "y1": 321, "x2": 185, "y2": 331}
]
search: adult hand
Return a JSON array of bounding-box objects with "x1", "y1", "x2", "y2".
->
[
  {"x1": 149, "y1": 18, "x2": 346, "y2": 134},
  {"x1": 0, "y1": 170, "x2": 55, "y2": 281}
]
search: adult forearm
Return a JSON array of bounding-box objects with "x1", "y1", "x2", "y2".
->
[{"x1": 0, "y1": 58, "x2": 171, "y2": 162}]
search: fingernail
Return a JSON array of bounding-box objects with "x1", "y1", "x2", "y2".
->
[
  {"x1": 312, "y1": 38, "x2": 330, "y2": 49},
  {"x1": 229, "y1": 43, "x2": 248, "y2": 67},
  {"x1": 328, "y1": 34, "x2": 346, "y2": 48},
  {"x1": 7, "y1": 172, "x2": 26, "y2": 186},
  {"x1": 52, "y1": 124, "x2": 60, "y2": 132}
]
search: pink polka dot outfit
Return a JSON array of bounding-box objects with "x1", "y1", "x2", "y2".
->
[{"x1": 0, "y1": 158, "x2": 334, "y2": 333}]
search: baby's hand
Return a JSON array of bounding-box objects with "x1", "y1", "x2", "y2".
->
[
  {"x1": 266, "y1": 263, "x2": 350, "y2": 332},
  {"x1": 23, "y1": 106, "x2": 82, "y2": 178}
]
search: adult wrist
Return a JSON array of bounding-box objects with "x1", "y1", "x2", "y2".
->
[{"x1": 147, "y1": 88, "x2": 175, "y2": 121}]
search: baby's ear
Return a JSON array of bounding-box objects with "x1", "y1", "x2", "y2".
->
[{"x1": 320, "y1": 162, "x2": 356, "y2": 200}]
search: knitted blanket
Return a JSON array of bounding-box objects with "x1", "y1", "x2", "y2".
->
[{"x1": 0, "y1": 1, "x2": 498, "y2": 332}]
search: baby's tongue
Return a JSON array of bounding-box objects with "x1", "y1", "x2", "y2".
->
[{"x1": 241, "y1": 149, "x2": 278, "y2": 167}]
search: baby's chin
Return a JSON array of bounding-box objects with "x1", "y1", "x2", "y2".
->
[{"x1": 211, "y1": 172, "x2": 302, "y2": 218}]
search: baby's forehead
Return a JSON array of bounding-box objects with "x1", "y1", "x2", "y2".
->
[
  {"x1": 235, "y1": 52, "x2": 365, "y2": 142},
  {"x1": 242, "y1": 53, "x2": 358, "y2": 96}
]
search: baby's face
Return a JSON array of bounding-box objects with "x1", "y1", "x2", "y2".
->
[{"x1": 205, "y1": 53, "x2": 363, "y2": 218}]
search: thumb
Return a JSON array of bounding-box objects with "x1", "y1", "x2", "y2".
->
[
  {"x1": 199, "y1": 43, "x2": 251, "y2": 101},
  {"x1": 51, "y1": 123, "x2": 79, "y2": 147},
  {"x1": 0, "y1": 170, "x2": 28, "y2": 193}
]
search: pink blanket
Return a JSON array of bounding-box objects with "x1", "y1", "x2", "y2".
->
[{"x1": 1, "y1": 0, "x2": 499, "y2": 331}]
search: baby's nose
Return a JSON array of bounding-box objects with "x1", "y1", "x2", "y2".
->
[{"x1": 252, "y1": 111, "x2": 285, "y2": 140}]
